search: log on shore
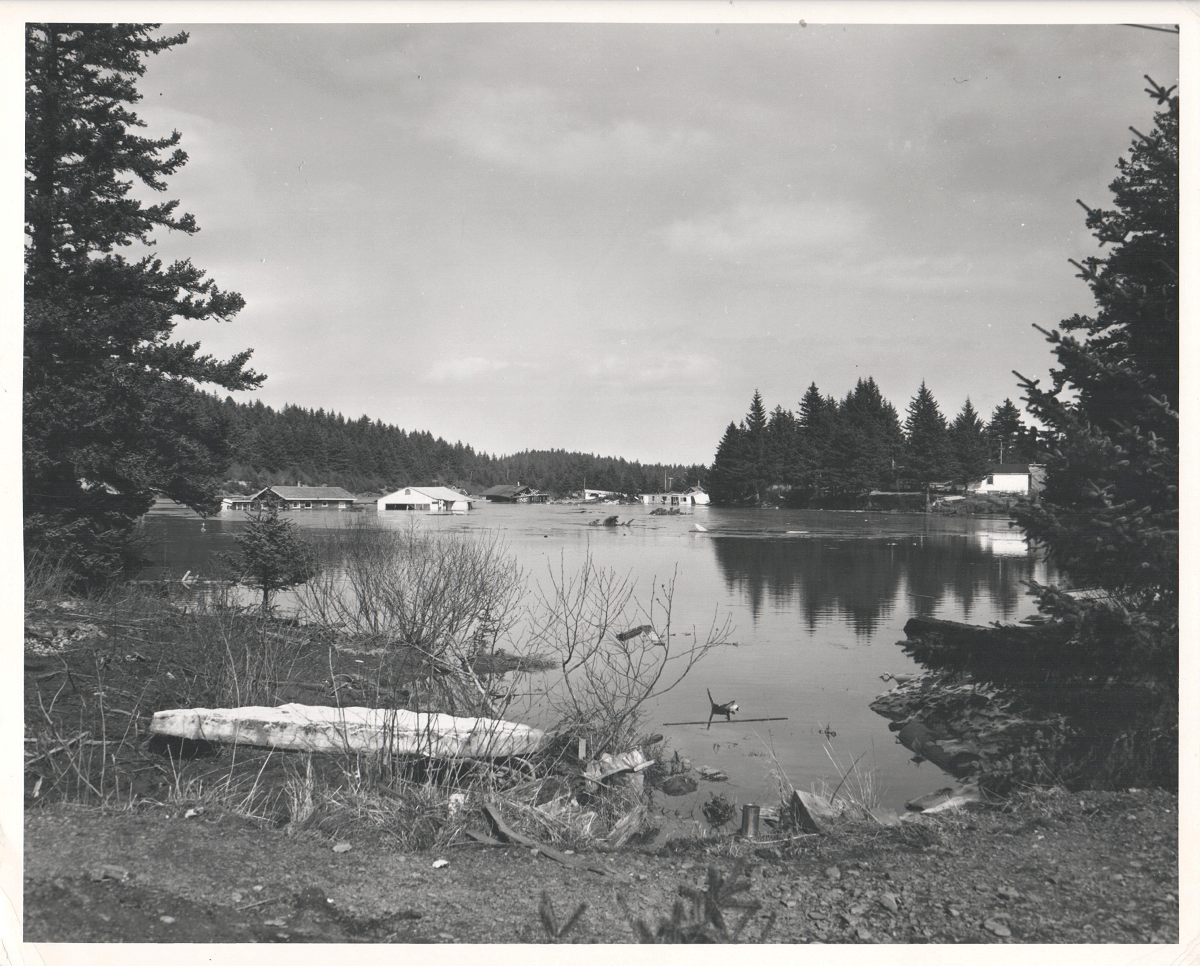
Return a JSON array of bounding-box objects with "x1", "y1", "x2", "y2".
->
[
  {"x1": 150, "y1": 703, "x2": 547, "y2": 758},
  {"x1": 900, "y1": 616, "x2": 1075, "y2": 683}
]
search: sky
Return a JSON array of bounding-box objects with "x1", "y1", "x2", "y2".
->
[{"x1": 57, "y1": 16, "x2": 1186, "y2": 465}]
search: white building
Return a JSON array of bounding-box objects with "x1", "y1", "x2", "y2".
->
[
  {"x1": 969, "y1": 464, "x2": 1036, "y2": 494},
  {"x1": 638, "y1": 487, "x2": 711, "y2": 507},
  {"x1": 377, "y1": 486, "x2": 473, "y2": 514}
]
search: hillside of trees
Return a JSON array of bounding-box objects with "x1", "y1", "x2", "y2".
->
[
  {"x1": 195, "y1": 393, "x2": 705, "y2": 497},
  {"x1": 707, "y1": 380, "x2": 1048, "y2": 507}
]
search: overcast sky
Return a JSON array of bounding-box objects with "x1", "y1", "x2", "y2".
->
[{"x1": 130, "y1": 19, "x2": 1179, "y2": 465}]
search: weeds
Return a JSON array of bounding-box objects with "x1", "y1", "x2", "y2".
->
[
  {"x1": 537, "y1": 891, "x2": 589, "y2": 942},
  {"x1": 25, "y1": 524, "x2": 730, "y2": 855},
  {"x1": 624, "y1": 863, "x2": 775, "y2": 943}
]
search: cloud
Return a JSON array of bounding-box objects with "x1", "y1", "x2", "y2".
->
[
  {"x1": 423, "y1": 84, "x2": 710, "y2": 176},
  {"x1": 424, "y1": 357, "x2": 511, "y2": 384},
  {"x1": 660, "y1": 202, "x2": 870, "y2": 258},
  {"x1": 582, "y1": 352, "x2": 717, "y2": 387}
]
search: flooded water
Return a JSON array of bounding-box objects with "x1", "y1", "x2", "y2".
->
[{"x1": 140, "y1": 502, "x2": 1052, "y2": 810}]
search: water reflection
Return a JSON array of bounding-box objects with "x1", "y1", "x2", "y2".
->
[{"x1": 710, "y1": 532, "x2": 1042, "y2": 633}]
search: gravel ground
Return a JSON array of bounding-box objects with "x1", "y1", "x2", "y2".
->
[{"x1": 22, "y1": 786, "x2": 1178, "y2": 945}]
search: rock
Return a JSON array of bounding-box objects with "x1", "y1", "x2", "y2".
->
[
  {"x1": 896, "y1": 722, "x2": 982, "y2": 776},
  {"x1": 696, "y1": 765, "x2": 729, "y2": 782},
  {"x1": 906, "y1": 787, "x2": 957, "y2": 812},
  {"x1": 787, "y1": 790, "x2": 840, "y2": 834},
  {"x1": 869, "y1": 806, "x2": 901, "y2": 826},
  {"x1": 919, "y1": 783, "x2": 985, "y2": 814},
  {"x1": 984, "y1": 919, "x2": 1012, "y2": 937},
  {"x1": 659, "y1": 775, "x2": 698, "y2": 796},
  {"x1": 997, "y1": 885, "x2": 1020, "y2": 899},
  {"x1": 879, "y1": 893, "x2": 899, "y2": 913},
  {"x1": 856, "y1": 926, "x2": 873, "y2": 941},
  {"x1": 824, "y1": 866, "x2": 841, "y2": 881},
  {"x1": 89, "y1": 865, "x2": 130, "y2": 882},
  {"x1": 159, "y1": 916, "x2": 176, "y2": 924},
  {"x1": 150, "y1": 704, "x2": 547, "y2": 758},
  {"x1": 431, "y1": 859, "x2": 449, "y2": 869},
  {"x1": 332, "y1": 842, "x2": 352, "y2": 853}
]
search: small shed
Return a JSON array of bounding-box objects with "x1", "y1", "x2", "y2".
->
[{"x1": 377, "y1": 486, "x2": 472, "y2": 513}]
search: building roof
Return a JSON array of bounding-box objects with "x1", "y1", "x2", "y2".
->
[
  {"x1": 482, "y1": 484, "x2": 540, "y2": 497},
  {"x1": 382, "y1": 486, "x2": 469, "y2": 502},
  {"x1": 266, "y1": 486, "x2": 356, "y2": 501},
  {"x1": 985, "y1": 464, "x2": 1031, "y2": 475}
]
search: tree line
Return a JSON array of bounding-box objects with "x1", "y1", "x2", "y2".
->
[
  {"x1": 707, "y1": 380, "x2": 1047, "y2": 507},
  {"x1": 197, "y1": 393, "x2": 705, "y2": 498}
]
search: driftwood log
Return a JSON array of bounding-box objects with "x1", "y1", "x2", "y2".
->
[{"x1": 900, "y1": 616, "x2": 1075, "y2": 686}]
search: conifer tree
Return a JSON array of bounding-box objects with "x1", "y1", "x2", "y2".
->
[
  {"x1": 24, "y1": 24, "x2": 263, "y2": 581},
  {"x1": 1014, "y1": 77, "x2": 1178, "y2": 615},
  {"x1": 707, "y1": 421, "x2": 753, "y2": 504},
  {"x1": 949, "y1": 399, "x2": 990, "y2": 487},
  {"x1": 794, "y1": 383, "x2": 835, "y2": 498},
  {"x1": 985, "y1": 399, "x2": 1027, "y2": 464},
  {"x1": 1010, "y1": 78, "x2": 1177, "y2": 787},
  {"x1": 902, "y1": 382, "x2": 951, "y2": 489}
]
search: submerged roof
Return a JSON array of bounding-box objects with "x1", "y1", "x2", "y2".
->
[
  {"x1": 381, "y1": 486, "x2": 469, "y2": 502},
  {"x1": 266, "y1": 486, "x2": 356, "y2": 501}
]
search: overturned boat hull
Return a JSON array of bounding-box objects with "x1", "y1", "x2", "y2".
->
[{"x1": 150, "y1": 703, "x2": 547, "y2": 758}]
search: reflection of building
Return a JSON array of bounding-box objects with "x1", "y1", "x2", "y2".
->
[
  {"x1": 638, "y1": 487, "x2": 710, "y2": 506},
  {"x1": 223, "y1": 485, "x2": 356, "y2": 511},
  {"x1": 377, "y1": 486, "x2": 472, "y2": 513},
  {"x1": 968, "y1": 464, "x2": 1045, "y2": 494},
  {"x1": 481, "y1": 484, "x2": 549, "y2": 504},
  {"x1": 975, "y1": 531, "x2": 1030, "y2": 557}
]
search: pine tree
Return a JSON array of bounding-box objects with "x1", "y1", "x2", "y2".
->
[
  {"x1": 742, "y1": 391, "x2": 769, "y2": 502},
  {"x1": 902, "y1": 382, "x2": 951, "y2": 489},
  {"x1": 1010, "y1": 78, "x2": 1178, "y2": 788},
  {"x1": 985, "y1": 399, "x2": 1026, "y2": 464},
  {"x1": 707, "y1": 421, "x2": 753, "y2": 504},
  {"x1": 794, "y1": 383, "x2": 836, "y2": 500},
  {"x1": 24, "y1": 24, "x2": 263, "y2": 582},
  {"x1": 1014, "y1": 77, "x2": 1177, "y2": 615},
  {"x1": 228, "y1": 506, "x2": 318, "y2": 615},
  {"x1": 949, "y1": 399, "x2": 990, "y2": 487}
]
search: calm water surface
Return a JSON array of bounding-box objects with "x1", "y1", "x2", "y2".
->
[{"x1": 142, "y1": 502, "x2": 1051, "y2": 810}]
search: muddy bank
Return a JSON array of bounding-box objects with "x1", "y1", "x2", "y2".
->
[{"x1": 24, "y1": 787, "x2": 1177, "y2": 944}]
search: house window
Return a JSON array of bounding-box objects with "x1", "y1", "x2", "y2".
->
[{"x1": 986, "y1": 476, "x2": 994, "y2": 485}]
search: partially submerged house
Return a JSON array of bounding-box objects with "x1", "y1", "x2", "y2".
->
[
  {"x1": 480, "y1": 484, "x2": 549, "y2": 504},
  {"x1": 223, "y1": 485, "x2": 357, "y2": 511},
  {"x1": 960, "y1": 460, "x2": 1046, "y2": 494},
  {"x1": 967, "y1": 464, "x2": 1045, "y2": 495},
  {"x1": 377, "y1": 486, "x2": 473, "y2": 513},
  {"x1": 638, "y1": 487, "x2": 710, "y2": 507}
]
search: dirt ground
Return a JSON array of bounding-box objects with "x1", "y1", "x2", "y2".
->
[{"x1": 21, "y1": 786, "x2": 1178, "y2": 945}]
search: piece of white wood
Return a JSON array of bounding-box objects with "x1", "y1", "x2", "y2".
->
[{"x1": 149, "y1": 703, "x2": 546, "y2": 758}]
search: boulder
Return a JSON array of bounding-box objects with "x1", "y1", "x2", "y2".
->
[
  {"x1": 787, "y1": 789, "x2": 841, "y2": 834},
  {"x1": 659, "y1": 774, "x2": 698, "y2": 796}
]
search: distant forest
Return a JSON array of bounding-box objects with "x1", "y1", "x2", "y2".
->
[
  {"x1": 708, "y1": 379, "x2": 1048, "y2": 508},
  {"x1": 195, "y1": 393, "x2": 705, "y2": 496}
]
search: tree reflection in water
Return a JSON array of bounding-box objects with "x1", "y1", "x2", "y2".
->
[{"x1": 710, "y1": 533, "x2": 1045, "y2": 635}]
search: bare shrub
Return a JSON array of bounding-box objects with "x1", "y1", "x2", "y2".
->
[{"x1": 529, "y1": 553, "x2": 733, "y2": 756}]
